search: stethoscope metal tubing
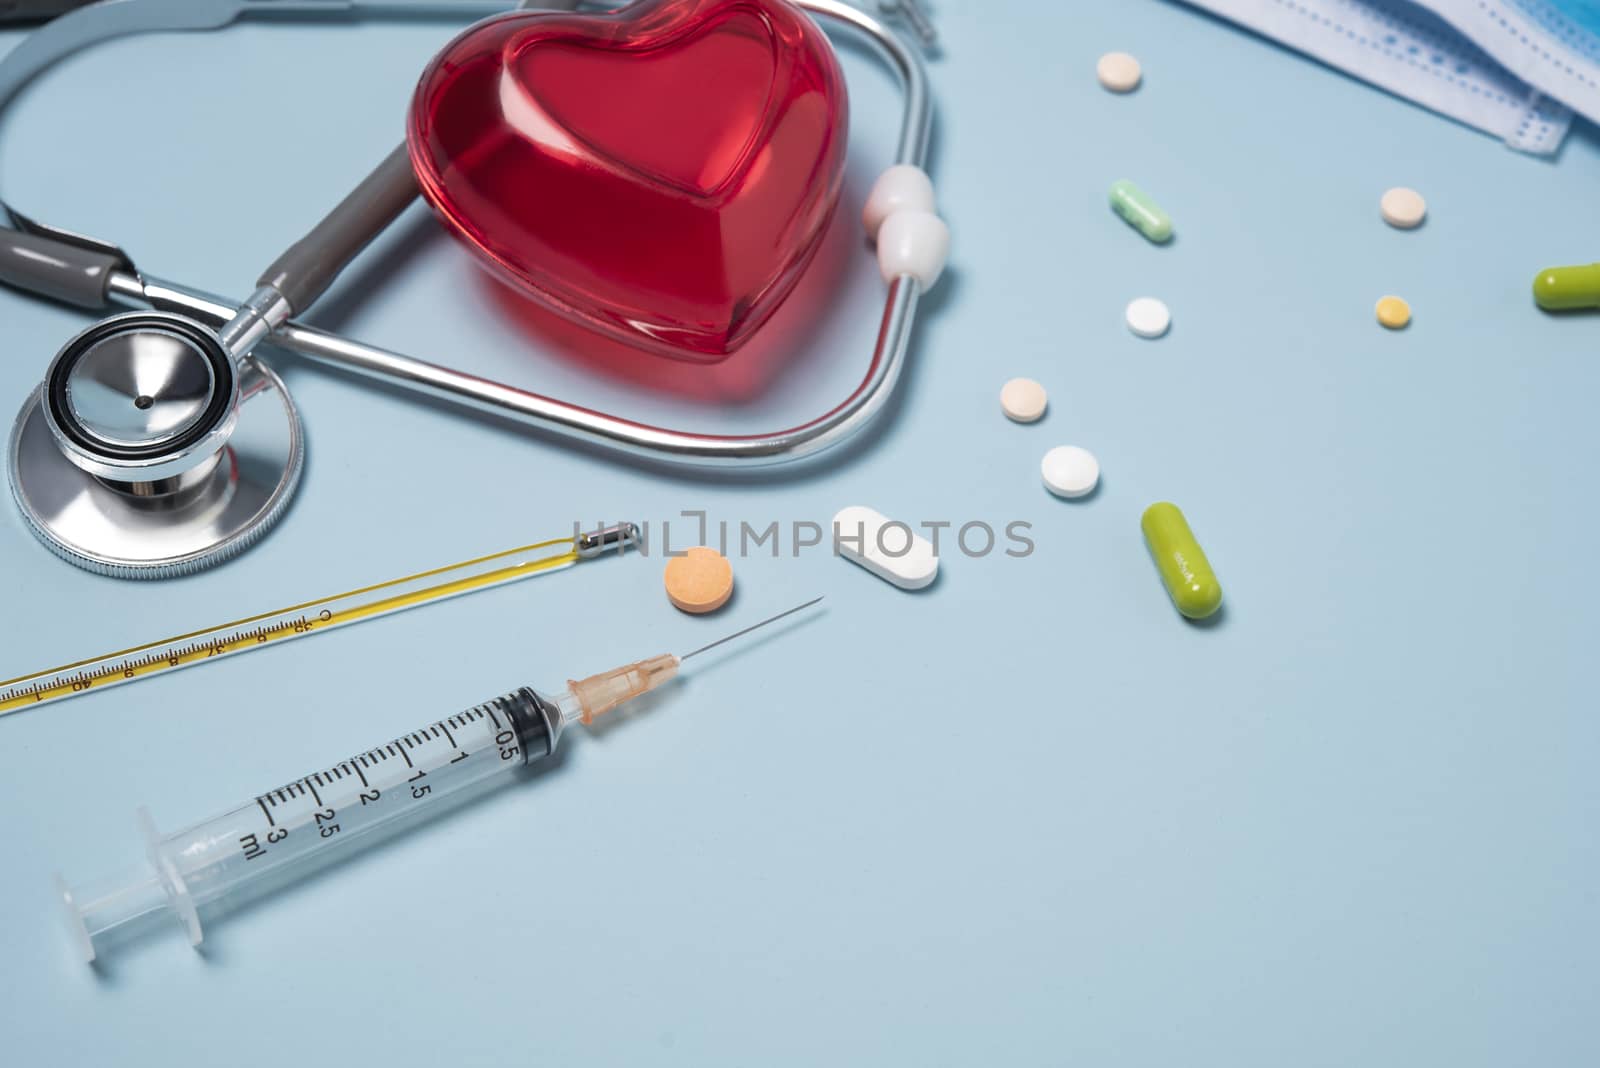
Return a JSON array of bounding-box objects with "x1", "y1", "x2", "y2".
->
[{"x1": 111, "y1": 270, "x2": 921, "y2": 467}]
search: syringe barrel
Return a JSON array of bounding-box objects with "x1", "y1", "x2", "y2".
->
[{"x1": 59, "y1": 687, "x2": 560, "y2": 962}]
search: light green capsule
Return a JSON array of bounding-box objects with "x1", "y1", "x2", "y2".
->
[
  {"x1": 1109, "y1": 179, "x2": 1172, "y2": 244},
  {"x1": 1532, "y1": 263, "x2": 1600, "y2": 311},
  {"x1": 1141, "y1": 502, "x2": 1222, "y2": 620}
]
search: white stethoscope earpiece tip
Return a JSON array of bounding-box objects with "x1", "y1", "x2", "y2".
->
[{"x1": 864, "y1": 166, "x2": 948, "y2": 290}]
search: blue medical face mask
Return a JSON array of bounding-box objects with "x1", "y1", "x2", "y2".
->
[
  {"x1": 1520, "y1": 0, "x2": 1600, "y2": 34},
  {"x1": 1505, "y1": 1, "x2": 1600, "y2": 70},
  {"x1": 1439, "y1": 0, "x2": 1600, "y2": 124},
  {"x1": 1175, "y1": 0, "x2": 1600, "y2": 155}
]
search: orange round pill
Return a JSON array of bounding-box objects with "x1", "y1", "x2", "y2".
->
[{"x1": 663, "y1": 546, "x2": 734, "y2": 614}]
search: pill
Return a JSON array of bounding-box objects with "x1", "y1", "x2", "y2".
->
[
  {"x1": 1532, "y1": 262, "x2": 1600, "y2": 310},
  {"x1": 833, "y1": 505, "x2": 937, "y2": 590},
  {"x1": 1125, "y1": 297, "x2": 1170, "y2": 338},
  {"x1": 1109, "y1": 179, "x2": 1172, "y2": 243},
  {"x1": 663, "y1": 546, "x2": 734, "y2": 613},
  {"x1": 1141, "y1": 502, "x2": 1222, "y2": 620},
  {"x1": 1097, "y1": 52, "x2": 1142, "y2": 92},
  {"x1": 1000, "y1": 378, "x2": 1048, "y2": 422},
  {"x1": 1041, "y1": 445, "x2": 1100, "y2": 499},
  {"x1": 1375, "y1": 295, "x2": 1411, "y2": 329},
  {"x1": 1380, "y1": 187, "x2": 1426, "y2": 229}
]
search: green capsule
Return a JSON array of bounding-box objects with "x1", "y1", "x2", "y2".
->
[
  {"x1": 1141, "y1": 502, "x2": 1222, "y2": 620},
  {"x1": 1532, "y1": 263, "x2": 1600, "y2": 311},
  {"x1": 1109, "y1": 179, "x2": 1172, "y2": 244}
]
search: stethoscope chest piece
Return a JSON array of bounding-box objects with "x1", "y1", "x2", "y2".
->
[{"x1": 9, "y1": 312, "x2": 304, "y2": 578}]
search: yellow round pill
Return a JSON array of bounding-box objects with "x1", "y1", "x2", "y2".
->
[
  {"x1": 1375, "y1": 296, "x2": 1411, "y2": 330},
  {"x1": 663, "y1": 546, "x2": 734, "y2": 614}
]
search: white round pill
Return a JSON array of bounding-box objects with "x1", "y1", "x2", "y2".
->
[
  {"x1": 1000, "y1": 378, "x2": 1048, "y2": 422},
  {"x1": 1380, "y1": 187, "x2": 1426, "y2": 229},
  {"x1": 1125, "y1": 297, "x2": 1170, "y2": 338},
  {"x1": 1097, "y1": 52, "x2": 1142, "y2": 93},
  {"x1": 1041, "y1": 445, "x2": 1100, "y2": 498}
]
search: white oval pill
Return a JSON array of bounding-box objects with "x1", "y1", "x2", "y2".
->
[
  {"x1": 1380, "y1": 187, "x2": 1426, "y2": 229},
  {"x1": 1000, "y1": 378, "x2": 1048, "y2": 422},
  {"x1": 833, "y1": 505, "x2": 938, "y2": 590},
  {"x1": 1125, "y1": 297, "x2": 1170, "y2": 338},
  {"x1": 1041, "y1": 446, "x2": 1100, "y2": 498},
  {"x1": 1097, "y1": 52, "x2": 1142, "y2": 92}
]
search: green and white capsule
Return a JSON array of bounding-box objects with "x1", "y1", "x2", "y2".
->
[
  {"x1": 1109, "y1": 179, "x2": 1172, "y2": 244},
  {"x1": 1141, "y1": 502, "x2": 1222, "y2": 620}
]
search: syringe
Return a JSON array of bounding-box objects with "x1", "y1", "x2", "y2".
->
[{"x1": 57, "y1": 598, "x2": 822, "y2": 964}]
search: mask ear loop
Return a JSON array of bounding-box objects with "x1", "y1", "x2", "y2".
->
[{"x1": 0, "y1": 0, "x2": 948, "y2": 472}]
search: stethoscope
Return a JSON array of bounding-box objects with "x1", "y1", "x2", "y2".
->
[{"x1": 0, "y1": 0, "x2": 945, "y2": 578}]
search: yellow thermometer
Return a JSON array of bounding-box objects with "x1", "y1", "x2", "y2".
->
[{"x1": 0, "y1": 524, "x2": 636, "y2": 715}]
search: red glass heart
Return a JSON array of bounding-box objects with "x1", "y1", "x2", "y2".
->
[{"x1": 407, "y1": 0, "x2": 849, "y2": 361}]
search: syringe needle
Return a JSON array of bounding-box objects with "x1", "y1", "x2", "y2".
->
[
  {"x1": 562, "y1": 597, "x2": 824, "y2": 725},
  {"x1": 679, "y1": 596, "x2": 825, "y2": 660}
]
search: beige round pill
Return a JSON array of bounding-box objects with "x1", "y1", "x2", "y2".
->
[
  {"x1": 1375, "y1": 295, "x2": 1411, "y2": 329},
  {"x1": 1097, "y1": 52, "x2": 1142, "y2": 93},
  {"x1": 663, "y1": 546, "x2": 734, "y2": 614},
  {"x1": 1000, "y1": 378, "x2": 1048, "y2": 422},
  {"x1": 1380, "y1": 187, "x2": 1426, "y2": 229}
]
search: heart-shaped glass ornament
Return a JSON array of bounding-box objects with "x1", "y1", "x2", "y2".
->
[{"x1": 407, "y1": 0, "x2": 849, "y2": 361}]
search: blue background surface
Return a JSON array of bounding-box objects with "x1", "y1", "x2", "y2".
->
[{"x1": 2, "y1": 2, "x2": 1597, "y2": 1064}]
